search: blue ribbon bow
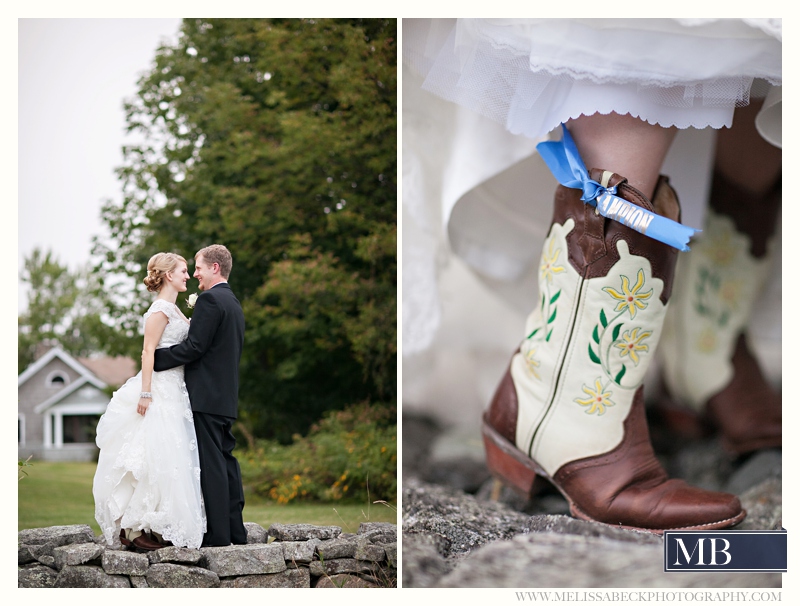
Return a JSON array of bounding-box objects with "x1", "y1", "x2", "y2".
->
[{"x1": 536, "y1": 124, "x2": 699, "y2": 251}]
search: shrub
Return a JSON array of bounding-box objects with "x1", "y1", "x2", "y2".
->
[{"x1": 239, "y1": 402, "x2": 396, "y2": 504}]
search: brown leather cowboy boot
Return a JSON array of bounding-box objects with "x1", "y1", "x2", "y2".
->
[
  {"x1": 658, "y1": 171, "x2": 781, "y2": 455},
  {"x1": 482, "y1": 169, "x2": 746, "y2": 533}
]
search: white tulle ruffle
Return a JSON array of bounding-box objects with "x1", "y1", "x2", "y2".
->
[{"x1": 404, "y1": 18, "x2": 782, "y2": 140}]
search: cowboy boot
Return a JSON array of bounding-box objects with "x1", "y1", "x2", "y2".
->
[
  {"x1": 482, "y1": 169, "x2": 746, "y2": 533},
  {"x1": 658, "y1": 171, "x2": 781, "y2": 456}
]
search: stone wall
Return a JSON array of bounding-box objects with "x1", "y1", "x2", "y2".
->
[{"x1": 19, "y1": 522, "x2": 397, "y2": 588}]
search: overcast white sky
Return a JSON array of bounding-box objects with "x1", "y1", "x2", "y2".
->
[{"x1": 18, "y1": 18, "x2": 184, "y2": 312}]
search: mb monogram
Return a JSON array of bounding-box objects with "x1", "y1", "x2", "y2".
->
[{"x1": 664, "y1": 530, "x2": 786, "y2": 572}]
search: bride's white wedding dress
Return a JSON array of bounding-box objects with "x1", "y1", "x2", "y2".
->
[{"x1": 93, "y1": 299, "x2": 206, "y2": 549}]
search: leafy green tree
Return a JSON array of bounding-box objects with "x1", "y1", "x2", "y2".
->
[
  {"x1": 18, "y1": 248, "x2": 123, "y2": 371},
  {"x1": 92, "y1": 18, "x2": 396, "y2": 441}
]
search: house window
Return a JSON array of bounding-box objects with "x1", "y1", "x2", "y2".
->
[
  {"x1": 62, "y1": 414, "x2": 100, "y2": 444},
  {"x1": 46, "y1": 371, "x2": 69, "y2": 388}
]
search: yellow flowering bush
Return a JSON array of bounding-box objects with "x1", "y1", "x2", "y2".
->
[{"x1": 238, "y1": 402, "x2": 396, "y2": 504}]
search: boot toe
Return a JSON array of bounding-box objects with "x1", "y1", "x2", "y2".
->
[{"x1": 647, "y1": 481, "x2": 745, "y2": 531}]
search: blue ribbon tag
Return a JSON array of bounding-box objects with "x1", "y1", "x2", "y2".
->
[{"x1": 537, "y1": 124, "x2": 699, "y2": 251}]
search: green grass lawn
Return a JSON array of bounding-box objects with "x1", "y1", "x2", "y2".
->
[{"x1": 18, "y1": 461, "x2": 397, "y2": 535}]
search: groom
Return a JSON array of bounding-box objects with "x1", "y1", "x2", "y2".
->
[{"x1": 154, "y1": 244, "x2": 248, "y2": 546}]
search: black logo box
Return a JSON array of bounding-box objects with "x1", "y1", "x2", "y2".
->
[{"x1": 664, "y1": 529, "x2": 786, "y2": 573}]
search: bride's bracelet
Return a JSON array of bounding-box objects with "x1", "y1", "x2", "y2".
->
[{"x1": 140, "y1": 392, "x2": 153, "y2": 399}]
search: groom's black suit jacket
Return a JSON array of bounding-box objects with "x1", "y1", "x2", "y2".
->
[{"x1": 153, "y1": 282, "x2": 244, "y2": 419}]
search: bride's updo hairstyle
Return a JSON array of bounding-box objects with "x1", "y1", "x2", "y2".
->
[{"x1": 144, "y1": 252, "x2": 187, "y2": 292}]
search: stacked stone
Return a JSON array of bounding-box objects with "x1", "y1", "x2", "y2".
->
[{"x1": 18, "y1": 522, "x2": 397, "y2": 588}]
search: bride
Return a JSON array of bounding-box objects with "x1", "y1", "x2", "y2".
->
[{"x1": 93, "y1": 252, "x2": 206, "y2": 550}]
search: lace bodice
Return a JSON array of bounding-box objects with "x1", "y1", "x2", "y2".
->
[{"x1": 143, "y1": 299, "x2": 190, "y2": 347}]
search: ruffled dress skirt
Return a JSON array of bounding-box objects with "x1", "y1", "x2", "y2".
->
[
  {"x1": 93, "y1": 366, "x2": 206, "y2": 549},
  {"x1": 404, "y1": 18, "x2": 781, "y2": 143}
]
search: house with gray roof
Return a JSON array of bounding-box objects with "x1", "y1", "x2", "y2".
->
[{"x1": 18, "y1": 346, "x2": 136, "y2": 462}]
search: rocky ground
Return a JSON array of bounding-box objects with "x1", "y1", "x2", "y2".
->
[
  {"x1": 19, "y1": 522, "x2": 397, "y2": 588},
  {"x1": 401, "y1": 412, "x2": 782, "y2": 588}
]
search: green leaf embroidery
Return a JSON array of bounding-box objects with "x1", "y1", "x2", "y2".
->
[
  {"x1": 600, "y1": 309, "x2": 608, "y2": 328},
  {"x1": 526, "y1": 327, "x2": 540, "y2": 340},
  {"x1": 615, "y1": 365, "x2": 626, "y2": 384},
  {"x1": 612, "y1": 323, "x2": 622, "y2": 342},
  {"x1": 546, "y1": 328, "x2": 553, "y2": 342},
  {"x1": 588, "y1": 344, "x2": 601, "y2": 365},
  {"x1": 548, "y1": 308, "x2": 557, "y2": 324},
  {"x1": 592, "y1": 326, "x2": 600, "y2": 344},
  {"x1": 550, "y1": 290, "x2": 561, "y2": 304}
]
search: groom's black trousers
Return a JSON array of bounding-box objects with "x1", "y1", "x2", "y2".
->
[{"x1": 193, "y1": 411, "x2": 248, "y2": 546}]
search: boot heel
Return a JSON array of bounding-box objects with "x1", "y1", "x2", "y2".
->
[{"x1": 482, "y1": 417, "x2": 541, "y2": 499}]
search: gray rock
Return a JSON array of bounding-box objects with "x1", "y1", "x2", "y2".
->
[
  {"x1": 401, "y1": 534, "x2": 454, "y2": 589},
  {"x1": 130, "y1": 575, "x2": 149, "y2": 588},
  {"x1": 201, "y1": 543, "x2": 286, "y2": 577},
  {"x1": 27, "y1": 542, "x2": 57, "y2": 563},
  {"x1": 475, "y1": 476, "x2": 572, "y2": 516},
  {"x1": 362, "y1": 530, "x2": 397, "y2": 546},
  {"x1": 53, "y1": 542, "x2": 103, "y2": 570},
  {"x1": 102, "y1": 549, "x2": 150, "y2": 576},
  {"x1": 737, "y1": 476, "x2": 783, "y2": 530},
  {"x1": 219, "y1": 568, "x2": 311, "y2": 588},
  {"x1": 403, "y1": 476, "x2": 531, "y2": 557},
  {"x1": 18, "y1": 564, "x2": 59, "y2": 588},
  {"x1": 54, "y1": 565, "x2": 131, "y2": 588},
  {"x1": 425, "y1": 423, "x2": 493, "y2": 492},
  {"x1": 310, "y1": 557, "x2": 378, "y2": 577},
  {"x1": 402, "y1": 410, "x2": 784, "y2": 589},
  {"x1": 383, "y1": 542, "x2": 397, "y2": 568},
  {"x1": 281, "y1": 539, "x2": 320, "y2": 564},
  {"x1": 401, "y1": 414, "x2": 441, "y2": 478},
  {"x1": 146, "y1": 563, "x2": 220, "y2": 588},
  {"x1": 726, "y1": 449, "x2": 782, "y2": 496},
  {"x1": 435, "y1": 532, "x2": 781, "y2": 588},
  {"x1": 358, "y1": 522, "x2": 397, "y2": 544},
  {"x1": 317, "y1": 537, "x2": 357, "y2": 560},
  {"x1": 355, "y1": 537, "x2": 386, "y2": 562},
  {"x1": 474, "y1": 475, "x2": 542, "y2": 512},
  {"x1": 18, "y1": 544, "x2": 36, "y2": 565},
  {"x1": 16, "y1": 523, "x2": 397, "y2": 588},
  {"x1": 525, "y1": 514, "x2": 662, "y2": 545},
  {"x1": 426, "y1": 458, "x2": 492, "y2": 494},
  {"x1": 18, "y1": 524, "x2": 95, "y2": 547},
  {"x1": 315, "y1": 574, "x2": 380, "y2": 588},
  {"x1": 148, "y1": 546, "x2": 204, "y2": 565},
  {"x1": 267, "y1": 523, "x2": 342, "y2": 541},
  {"x1": 245, "y1": 522, "x2": 269, "y2": 543},
  {"x1": 670, "y1": 438, "x2": 735, "y2": 492}
]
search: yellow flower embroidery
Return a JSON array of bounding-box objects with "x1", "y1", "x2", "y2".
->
[
  {"x1": 707, "y1": 231, "x2": 737, "y2": 267},
  {"x1": 603, "y1": 269, "x2": 653, "y2": 318},
  {"x1": 575, "y1": 379, "x2": 615, "y2": 415},
  {"x1": 695, "y1": 327, "x2": 718, "y2": 354},
  {"x1": 719, "y1": 280, "x2": 743, "y2": 307},
  {"x1": 524, "y1": 346, "x2": 541, "y2": 380},
  {"x1": 540, "y1": 238, "x2": 565, "y2": 283},
  {"x1": 614, "y1": 328, "x2": 652, "y2": 365}
]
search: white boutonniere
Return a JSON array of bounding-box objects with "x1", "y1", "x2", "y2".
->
[{"x1": 186, "y1": 293, "x2": 199, "y2": 309}]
